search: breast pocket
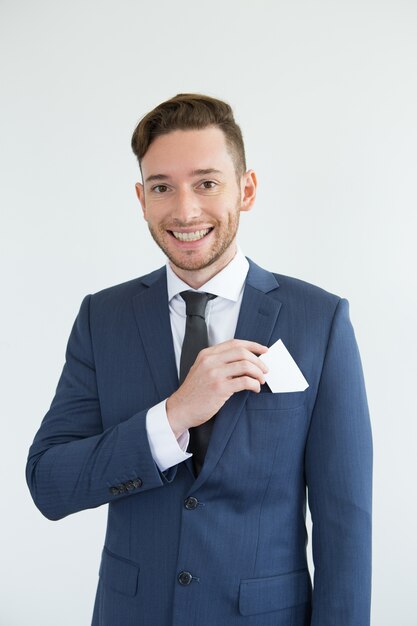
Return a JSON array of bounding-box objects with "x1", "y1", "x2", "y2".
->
[{"x1": 245, "y1": 389, "x2": 307, "y2": 411}]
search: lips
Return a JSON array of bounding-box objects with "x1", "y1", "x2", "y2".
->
[{"x1": 170, "y1": 228, "x2": 213, "y2": 242}]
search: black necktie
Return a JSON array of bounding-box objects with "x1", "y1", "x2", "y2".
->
[{"x1": 179, "y1": 291, "x2": 216, "y2": 475}]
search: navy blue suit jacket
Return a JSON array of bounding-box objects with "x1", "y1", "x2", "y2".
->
[{"x1": 26, "y1": 258, "x2": 372, "y2": 626}]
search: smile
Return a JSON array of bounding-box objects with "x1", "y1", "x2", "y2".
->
[{"x1": 170, "y1": 228, "x2": 212, "y2": 242}]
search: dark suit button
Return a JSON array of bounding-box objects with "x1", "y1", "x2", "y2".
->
[
  {"x1": 184, "y1": 496, "x2": 198, "y2": 510},
  {"x1": 132, "y1": 478, "x2": 143, "y2": 489},
  {"x1": 109, "y1": 487, "x2": 119, "y2": 495},
  {"x1": 116, "y1": 483, "x2": 126, "y2": 493},
  {"x1": 178, "y1": 571, "x2": 193, "y2": 585},
  {"x1": 125, "y1": 481, "x2": 135, "y2": 491}
]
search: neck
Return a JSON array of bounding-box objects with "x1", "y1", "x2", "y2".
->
[{"x1": 169, "y1": 243, "x2": 237, "y2": 289}]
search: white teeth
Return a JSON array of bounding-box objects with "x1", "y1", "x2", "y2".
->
[{"x1": 171, "y1": 228, "x2": 211, "y2": 241}]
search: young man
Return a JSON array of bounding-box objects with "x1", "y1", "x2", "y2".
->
[{"x1": 26, "y1": 94, "x2": 372, "y2": 626}]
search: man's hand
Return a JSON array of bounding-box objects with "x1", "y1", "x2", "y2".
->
[{"x1": 166, "y1": 339, "x2": 268, "y2": 438}]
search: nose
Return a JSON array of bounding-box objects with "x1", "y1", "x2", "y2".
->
[{"x1": 171, "y1": 186, "x2": 202, "y2": 224}]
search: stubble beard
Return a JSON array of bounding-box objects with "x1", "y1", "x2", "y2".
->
[{"x1": 148, "y1": 209, "x2": 241, "y2": 272}]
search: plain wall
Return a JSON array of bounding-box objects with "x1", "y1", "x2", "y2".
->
[{"x1": 1, "y1": 1, "x2": 416, "y2": 624}]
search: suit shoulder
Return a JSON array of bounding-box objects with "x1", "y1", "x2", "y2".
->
[
  {"x1": 88, "y1": 266, "x2": 165, "y2": 306},
  {"x1": 273, "y1": 272, "x2": 342, "y2": 304},
  {"x1": 268, "y1": 272, "x2": 350, "y2": 337},
  {"x1": 247, "y1": 258, "x2": 342, "y2": 309},
  {"x1": 266, "y1": 272, "x2": 345, "y2": 324}
]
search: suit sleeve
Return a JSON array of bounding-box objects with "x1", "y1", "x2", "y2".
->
[
  {"x1": 26, "y1": 295, "x2": 177, "y2": 521},
  {"x1": 305, "y1": 298, "x2": 373, "y2": 626}
]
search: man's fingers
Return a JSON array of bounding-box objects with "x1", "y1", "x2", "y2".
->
[
  {"x1": 198, "y1": 346, "x2": 268, "y2": 375},
  {"x1": 228, "y1": 375, "x2": 262, "y2": 395},
  {"x1": 205, "y1": 339, "x2": 268, "y2": 356},
  {"x1": 222, "y1": 360, "x2": 267, "y2": 384}
]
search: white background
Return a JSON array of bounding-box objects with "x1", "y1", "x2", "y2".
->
[{"x1": 1, "y1": 1, "x2": 416, "y2": 624}]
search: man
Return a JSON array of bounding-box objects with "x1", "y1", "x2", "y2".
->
[{"x1": 26, "y1": 93, "x2": 372, "y2": 626}]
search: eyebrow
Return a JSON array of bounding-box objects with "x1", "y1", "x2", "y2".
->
[{"x1": 145, "y1": 168, "x2": 223, "y2": 183}]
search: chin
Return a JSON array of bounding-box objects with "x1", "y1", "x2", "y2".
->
[
  {"x1": 149, "y1": 225, "x2": 237, "y2": 274},
  {"x1": 167, "y1": 252, "x2": 216, "y2": 272}
]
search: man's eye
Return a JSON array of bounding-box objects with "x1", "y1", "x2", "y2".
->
[
  {"x1": 152, "y1": 185, "x2": 169, "y2": 193},
  {"x1": 200, "y1": 181, "x2": 216, "y2": 189}
]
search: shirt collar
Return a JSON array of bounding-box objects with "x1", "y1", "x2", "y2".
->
[{"x1": 166, "y1": 246, "x2": 249, "y2": 303}]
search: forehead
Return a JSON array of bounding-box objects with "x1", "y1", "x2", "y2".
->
[{"x1": 141, "y1": 127, "x2": 234, "y2": 177}]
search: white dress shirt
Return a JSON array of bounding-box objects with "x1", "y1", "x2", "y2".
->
[{"x1": 145, "y1": 247, "x2": 249, "y2": 472}]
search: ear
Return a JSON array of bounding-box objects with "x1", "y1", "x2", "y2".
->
[
  {"x1": 135, "y1": 182, "x2": 147, "y2": 220},
  {"x1": 239, "y1": 169, "x2": 257, "y2": 213}
]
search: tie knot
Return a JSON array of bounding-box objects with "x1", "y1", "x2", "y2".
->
[{"x1": 180, "y1": 291, "x2": 215, "y2": 318}]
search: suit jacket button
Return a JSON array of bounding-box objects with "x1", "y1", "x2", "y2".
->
[
  {"x1": 116, "y1": 483, "x2": 126, "y2": 493},
  {"x1": 178, "y1": 571, "x2": 193, "y2": 585},
  {"x1": 184, "y1": 496, "x2": 199, "y2": 510},
  {"x1": 125, "y1": 480, "x2": 135, "y2": 491},
  {"x1": 132, "y1": 478, "x2": 143, "y2": 489},
  {"x1": 109, "y1": 487, "x2": 119, "y2": 495}
]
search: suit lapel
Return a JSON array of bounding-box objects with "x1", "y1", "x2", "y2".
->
[
  {"x1": 131, "y1": 267, "x2": 179, "y2": 402},
  {"x1": 187, "y1": 259, "x2": 283, "y2": 492}
]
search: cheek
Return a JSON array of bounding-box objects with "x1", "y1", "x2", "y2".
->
[
  {"x1": 144, "y1": 203, "x2": 169, "y2": 223},
  {"x1": 206, "y1": 195, "x2": 239, "y2": 217}
]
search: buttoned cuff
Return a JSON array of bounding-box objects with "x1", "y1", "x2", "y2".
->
[{"x1": 146, "y1": 400, "x2": 192, "y2": 472}]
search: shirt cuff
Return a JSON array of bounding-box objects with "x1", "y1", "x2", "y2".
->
[{"x1": 146, "y1": 400, "x2": 192, "y2": 472}]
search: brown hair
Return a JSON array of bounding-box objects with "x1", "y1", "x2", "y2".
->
[{"x1": 131, "y1": 93, "x2": 246, "y2": 179}]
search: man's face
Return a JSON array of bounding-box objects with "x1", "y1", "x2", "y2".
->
[{"x1": 135, "y1": 127, "x2": 256, "y2": 281}]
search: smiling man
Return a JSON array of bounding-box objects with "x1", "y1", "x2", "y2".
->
[
  {"x1": 137, "y1": 127, "x2": 249, "y2": 280},
  {"x1": 26, "y1": 93, "x2": 373, "y2": 626}
]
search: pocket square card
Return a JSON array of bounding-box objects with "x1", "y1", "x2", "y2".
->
[{"x1": 260, "y1": 339, "x2": 309, "y2": 392}]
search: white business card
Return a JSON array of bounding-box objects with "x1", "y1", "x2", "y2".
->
[{"x1": 260, "y1": 339, "x2": 309, "y2": 392}]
